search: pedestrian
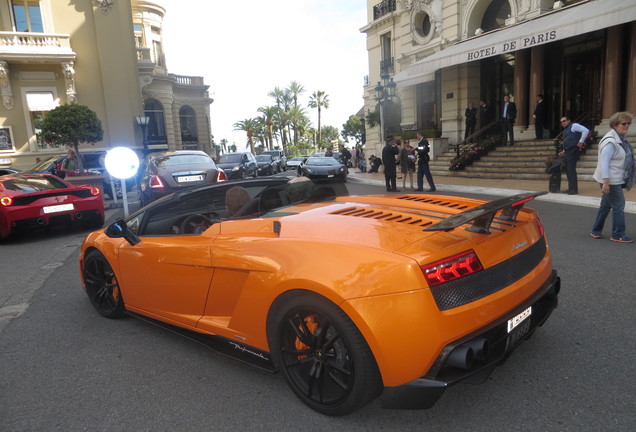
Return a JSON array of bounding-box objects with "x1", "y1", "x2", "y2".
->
[
  {"x1": 414, "y1": 131, "x2": 436, "y2": 192},
  {"x1": 60, "y1": 149, "x2": 78, "y2": 177},
  {"x1": 479, "y1": 99, "x2": 494, "y2": 131},
  {"x1": 590, "y1": 112, "x2": 635, "y2": 243},
  {"x1": 465, "y1": 102, "x2": 476, "y2": 142},
  {"x1": 325, "y1": 146, "x2": 333, "y2": 157},
  {"x1": 382, "y1": 136, "x2": 400, "y2": 192},
  {"x1": 559, "y1": 115, "x2": 589, "y2": 195},
  {"x1": 533, "y1": 94, "x2": 546, "y2": 139},
  {"x1": 399, "y1": 141, "x2": 415, "y2": 190},
  {"x1": 350, "y1": 146, "x2": 357, "y2": 168},
  {"x1": 339, "y1": 145, "x2": 351, "y2": 168},
  {"x1": 368, "y1": 155, "x2": 381, "y2": 173},
  {"x1": 500, "y1": 94, "x2": 517, "y2": 146}
]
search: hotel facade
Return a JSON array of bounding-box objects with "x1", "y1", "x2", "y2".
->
[
  {"x1": 362, "y1": 0, "x2": 636, "y2": 156},
  {"x1": 0, "y1": 0, "x2": 212, "y2": 170}
]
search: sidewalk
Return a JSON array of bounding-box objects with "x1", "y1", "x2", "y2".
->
[{"x1": 348, "y1": 170, "x2": 636, "y2": 214}]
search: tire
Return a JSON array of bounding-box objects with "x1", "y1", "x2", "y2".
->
[
  {"x1": 82, "y1": 250, "x2": 125, "y2": 318},
  {"x1": 267, "y1": 291, "x2": 382, "y2": 416},
  {"x1": 241, "y1": 169, "x2": 247, "y2": 180}
]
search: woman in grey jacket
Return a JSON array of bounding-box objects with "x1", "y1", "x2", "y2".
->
[{"x1": 590, "y1": 112, "x2": 635, "y2": 243}]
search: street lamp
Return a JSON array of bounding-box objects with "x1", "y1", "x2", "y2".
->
[
  {"x1": 375, "y1": 71, "x2": 396, "y2": 141},
  {"x1": 135, "y1": 115, "x2": 150, "y2": 151}
]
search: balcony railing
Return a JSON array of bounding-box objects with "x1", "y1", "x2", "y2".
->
[
  {"x1": 0, "y1": 31, "x2": 74, "y2": 60},
  {"x1": 373, "y1": 0, "x2": 396, "y2": 20},
  {"x1": 171, "y1": 74, "x2": 205, "y2": 86},
  {"x1": 380, "y1": 57, "x2": 394, "y2": 75}
]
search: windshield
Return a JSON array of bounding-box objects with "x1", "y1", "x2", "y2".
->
[
  {"x1": 305, "y1": 157, "x2": 339, "y2": 166},
  {"x1": 1, "y1": 175, "x2": 67, "y2": 191},
  {"x1": 27, "y1": 156, "x2": 59, "y2": 171},
  {"x1": 156, "y1": 154, "x2": 213, "y2": 167},
  {"x1": 290, "y1": 157, "x2": 305, "y2": 161},
  {"x1": 256, "y1": 155, "x2": 271, "y2": 162},
  {"x1": 219, "y1": 154, "x2": 242, "y2": 163},
  {"x1": 262, "y1": 151, "x2": 281, "y2": 159}
]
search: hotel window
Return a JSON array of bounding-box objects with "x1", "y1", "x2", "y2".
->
[
  {"x1": 12, "y1": 0, "x2": 43, "y2": 32},
  {"x1": 380, "y1": 34, "x2": 393, "y2": 74},
  {"x1": 25, "y1": 91, "x2": 61, "y2": 149},
  {"x1": 179, "y1": 106, "x2": 198, "y2": 148},
  {"x1": 143, "y1": 99, "x2": 167, "y2": 145},
  {"x1": 133, "y1": 23, "x2": 144, "y2": 48}
]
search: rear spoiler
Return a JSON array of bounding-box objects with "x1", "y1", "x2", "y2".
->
[{"x1": 423, "y1": 192, "x2": 546, "y2": 234}]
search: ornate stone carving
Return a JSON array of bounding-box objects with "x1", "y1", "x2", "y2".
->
[
  {"x1": 61, "y1": 62, "x2": 77, "y2": 103},
  {"x1": 0, "y1": 61, "x2": 14, "y2": 110},
  {"x1": 94, "y1": 0, "x2": 113, "y2": 15}
]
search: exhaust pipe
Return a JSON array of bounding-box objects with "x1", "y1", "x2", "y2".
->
[
  {"x1": 446, "y1": 346, "x2": 474, "y2": 370},
  {"x1": 36, "y1": 217, "x2": 45, "y2": 225},
  {"x1": 463, "y1": 338, "x2": 489, "y2": 361}
]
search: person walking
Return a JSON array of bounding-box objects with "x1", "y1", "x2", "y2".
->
[
  {"x1": 414, "y1": 132, "x2": 436, "y2": 192},
  {"x1": 399, "y1": 141, "x2": 415, "y2": 190},
  {"x1": 590, "y1": 112, "x2": 635, "y2": 243},
  {"x1": 382, "y1": 136, "x2": 400, "y2": 192},
  {"x1": 559, "y1": 115, "x2": 589, "y2": 195},
  {"x1": 465, "y1": 102, "x2": 476, "y2": 142},
  {"x1": 533, "y1": 94, "x2": 546, "y2": 139},
  {"x1": 501, "y1": 94, "x2": 517, "y2": 146}
]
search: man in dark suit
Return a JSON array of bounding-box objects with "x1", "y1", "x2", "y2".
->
[
  {"x1": 382, "y1": 136, "x2": 400, "y2": 192},
  {"x1": 501, "y1": 94, "x2": 517, "y2": 146},
  {"x1": 533, "y1": 94, "x2": 546, "y2": 139},
  {"x1": 464, "y1": 102, "x2": 476, "y2": 142},
  {"x1": 479, "y1": 99, "x2": 494, "y2": 136}
]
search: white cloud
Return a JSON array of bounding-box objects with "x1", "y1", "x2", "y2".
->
[{"x1": 162, "y1": 0, "x2": 368, "y2": 150}]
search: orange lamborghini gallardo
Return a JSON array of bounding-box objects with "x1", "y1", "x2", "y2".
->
[{"x1": 79, "y1": 178, "x2": 560, "y2": 416}]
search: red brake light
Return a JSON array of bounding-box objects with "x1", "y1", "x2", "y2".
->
[
  {"x1": 0, "y1": 196, "x2": 12, "y2": 206},
  {"x1": 421, "y1": 250, "x2": 483, "y2": 287},
  {"x1": 149, "y1": 175, "x2": 164, "y2": 188},
  {"x1": 216, "y1": 170, "x2": 227, "y2": 182},
  {"x1": 536, "y1": 216, "x2": 545, "y2": 237},
  {"x1": 90, "y1": 187, "x2": 100, "y2": 196}
]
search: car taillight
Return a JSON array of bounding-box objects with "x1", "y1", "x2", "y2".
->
[
  {"x1": 536, "y1": 216, "x2": 545, "y2": 237},
  {"x1": 0, "y1": 196, "x2": 12, "y2": 206},
  {"x1": 421, "y1": 250, "x2": 484, "y2": 287},
  {"x1": 216, "y1": 171, "x2": 227, "y2": 182},
  {"x1": 90, "y1": 187, "x2": 100, "y2": 196},
  {"x1": 149, "y1": 175, "x2": 164, "y2": 188}
]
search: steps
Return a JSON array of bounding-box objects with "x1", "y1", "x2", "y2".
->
[{"x1": 429, "y1": 139, "x2": 598, "y2": 181}]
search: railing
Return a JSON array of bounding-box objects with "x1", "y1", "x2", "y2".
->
[
  {"x1": 373, "y1": 0, "x2": 396, "y2": 20},
  {"x1": 380, "y1": 57, "x2": 394, "y2": 75},
  {"x1": 136, "y1": 47, "x2": 152, "y2": 61},
  {"x1": 0, "y1": 31, "x2": 72, "y2": 52},
  {"x1": 171, "y1": 74, "x2": 205, "y2": 86},
  {"x1": 448, "y1": 120, "x2": 500, "y2": 170}
]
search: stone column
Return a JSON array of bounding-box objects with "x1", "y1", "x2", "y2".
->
[
  {"x1": 529, "y1": 45, "x2": 545, "y2": 126},
  {"x1": 513, "y1": 49, "x2": 530, "y2": 132},
  {"x1": 602, "y1": 26, "x2": 622, "y2": 119},
  {"x1": 626, "y1": 22, "x2": 636, "y2": 115},
  {"x1": 0, "y1": 61, "x2": 14, "y2": 110}
]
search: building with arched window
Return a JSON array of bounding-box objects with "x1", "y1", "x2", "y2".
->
[
  {"x1": 0, "y1": 0, "x2": 213, "y2": 170},
  {"x1": 362, "y1": 0, "x2": 636, "y2": 157}
]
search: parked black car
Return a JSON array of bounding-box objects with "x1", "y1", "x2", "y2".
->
[
  {"x1": 217, "y1": 152, "x2": 258, "y2": 180},
  {"x1": 24, "y1": 151, "x2": 135, "y2": 200},
  {"x1": 298, "y1": 156, "x2": 347, "y2": 182},
  {"x1": 0, "y1": 167, "x2": 21, "y2": 176},
  {"x1": 261, "y1": 150, "x2": 287, "y2": 171},
  {"x1": 137, "y1": 150, "x2": 227, "y2": 207},
  {"x1": 255, "y1": 154, "x2": 277, "y2": 176}
]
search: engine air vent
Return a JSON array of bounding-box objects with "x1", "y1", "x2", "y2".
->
[
  {"x1": 330, "y1": 207, "x2": 434, "y2": 228},
  {"x1": 397, "y1": 195, "x2": 470, "y2": 210}
]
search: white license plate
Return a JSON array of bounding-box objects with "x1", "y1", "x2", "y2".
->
[
  {"x1": 507, "y1": 306, "x2": 532, "y2": 333},
  {"x1": 43, "y1": 203, "x2": 74, "y2": 214},
  {"x1": 177, "y1": 175, "x2": 203, "y2": 183}
]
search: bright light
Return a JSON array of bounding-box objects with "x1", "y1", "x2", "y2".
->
[{"x1": 105, "y1": 147, "x2": 139, "y2": 180}]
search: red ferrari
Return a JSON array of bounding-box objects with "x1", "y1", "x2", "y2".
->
[{"x1": 0, "y1": 173, "x2": 104, "y2": 240}]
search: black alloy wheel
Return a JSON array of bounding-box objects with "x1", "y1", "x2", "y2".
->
[
  {"x1": 82, "y1": 250, "x2": 125, "y2": 318},
  {"x1": 267, "y1": 292, "x2": 382, "y2": 416}
]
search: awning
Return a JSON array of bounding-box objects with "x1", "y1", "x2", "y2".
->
[
  {"x1": 26, "y1": 91, "x2": 58, "y2": 111},
  {"x1": 394, "y1": 0, "x2": 636, "y2": 86}
]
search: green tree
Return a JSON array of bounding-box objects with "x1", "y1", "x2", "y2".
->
[
  {"x1": 341, "y1": 115, "x2": 365, "y2": 146},
  {"x1": 308, "y1": 90, "x2": 329, "y2": 147},
  {"x1": 233, "y1": 118, "x2": 259, "y2": 154},
  {"x1": 257, "y1": 105, "x2": 277, "y2": 150},
  {"x1": 40, "y1": 104, "x2": 103, "y2": 170},
  {"x1": 286, "y1": 81, "x2": 305, "y2": 108},
  {"x1": 321, "y1": 125, "x2": 340, "y2": 148}
]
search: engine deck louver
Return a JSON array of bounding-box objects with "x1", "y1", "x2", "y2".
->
[
  {"x1": 329, "y1": 206, "x2": 435, "y2": 228},
  {"x1": 397, "y1": 195, "x2": 470, "y2": 210}
]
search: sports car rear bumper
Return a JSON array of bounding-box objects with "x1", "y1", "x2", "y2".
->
[{"x1": 381, "y1": 270, "x2": 560, "y2": 410}]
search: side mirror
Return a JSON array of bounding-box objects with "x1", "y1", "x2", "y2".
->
[{"x1": 105, "y1": 218, "x2": 141, "y2": 246}]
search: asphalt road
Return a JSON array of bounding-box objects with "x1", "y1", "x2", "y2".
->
[{"x1": 0, "y1": 180, "x2": 634, "y2": 431}]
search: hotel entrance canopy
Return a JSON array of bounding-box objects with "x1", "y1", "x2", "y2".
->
[{"x1": 394, "y1": 0, "x2": 636, "y2": 87}]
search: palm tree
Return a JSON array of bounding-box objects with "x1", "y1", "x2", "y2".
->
[
  {"x1": 308, "y1": 90, "x2": 330, "y2": 148},
  {"x1": 287, "y1": 105, "x2": 308, "y2": 148},
  {"x1": 233, "y1": 118, "x2": 259, "y2": 154},
  {"x1": 286, "y1": 81, "x2": 305, "y2": 108},
  {"x1": 257, "y1": 106, "x2": 277, "y2": 150}
]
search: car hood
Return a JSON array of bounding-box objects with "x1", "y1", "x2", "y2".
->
[{"x1": 217, "y1": 163, "x2": 241, "y2": 170}]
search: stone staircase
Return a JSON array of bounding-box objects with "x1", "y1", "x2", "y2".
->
[{"x1": 429, "y1": 139, "x2": 598, "y2": 181}]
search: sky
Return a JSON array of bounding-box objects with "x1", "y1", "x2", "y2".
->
[{"x1": 161, "y1": 0, "x2": 369, "y2": 150}]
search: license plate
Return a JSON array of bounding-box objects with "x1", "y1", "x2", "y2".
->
[
  {"x1": 507, "y1": 306, "x2": 532, "y2": 333},
  {"x1": 43, "y1": 203, "x2": 74, "y2": 214},
  {"x1": 177, "y1": 175, "x2": 203, "y2": 183}
]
